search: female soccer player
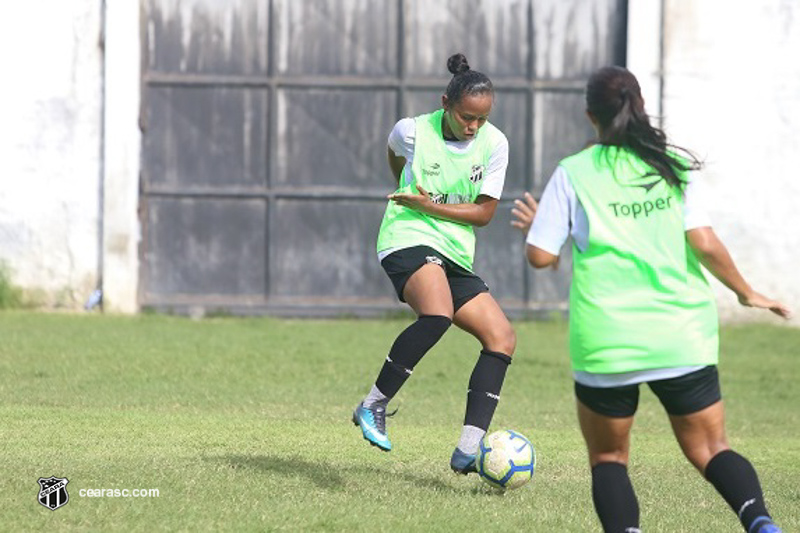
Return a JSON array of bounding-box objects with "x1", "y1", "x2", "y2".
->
[
  {"x1": 352, "y1": 53, "x2": 515, "y2": 475},
  {"x1": 512, "y1": 66, "x2": 791, "y2": 533}
]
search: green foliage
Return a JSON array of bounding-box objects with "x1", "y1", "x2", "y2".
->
[
  {"x1": 0, "y1": 262, "x2": 24, "y2": 309},
  {"x1": 0, "y1": 313, "x2": 798, "y2": 531}
]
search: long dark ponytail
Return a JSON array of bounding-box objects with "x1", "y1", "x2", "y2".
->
[{"x1": 586, "y1": 66, "x2": 701, "y2": 188}]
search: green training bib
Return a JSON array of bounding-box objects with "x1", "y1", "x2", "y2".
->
[
  {"x1": 376, "y1": 110, "x2": 500, "y2": 271},
  {"x1": 562, "y1": 145, "x2": 718, "y2": 373}
]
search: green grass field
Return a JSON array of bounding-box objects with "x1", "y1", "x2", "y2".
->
[{"x1": 2, "y1": 311, "x2": 798, "y2": 531}]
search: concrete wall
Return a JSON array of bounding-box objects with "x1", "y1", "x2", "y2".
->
[
  {"x1": 660, "y1": 0, "x2": 800, "y2": 325},
  {"x1": 1, "y1": 0, "x2": 798, "y2": 323},
  {"x1": 0, "y1": 0, "x2": 141, "y2": 312},
  {"x1": 0, "y1": 0, "x2": 103, "y2": 307},
  {"x1": 102, "y1": 0, "x2": 141, "y2": 313}
]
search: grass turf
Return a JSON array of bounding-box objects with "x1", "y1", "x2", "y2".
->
[{"x1": 1, "y1": 311, "x2": 798, "y2": 531}]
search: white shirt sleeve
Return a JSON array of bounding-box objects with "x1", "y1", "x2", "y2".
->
[
  {"x1": 477, "y1": 133, "x2": 509, "y2": 200},
  {"x1": 388, "y1": 118, "x2": 415, "y2": 161},
  {"x1": 388, "y1": 117, "x2": 508, "y2": 201},
  {"x1": 683, "y1": 172, "x2": 712, "y2": 229},
  {"x1": 526, "y1": 167, "x2": 714, "y2": 256},
  {"x1": 526, "y1": 166, "x2": 574, "y2": 255}
]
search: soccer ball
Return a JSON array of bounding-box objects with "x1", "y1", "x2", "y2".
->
[{"x1": 476, "y1": 429, "x2": 536, "y2": 490}]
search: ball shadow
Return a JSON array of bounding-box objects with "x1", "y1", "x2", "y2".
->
[{"x1": 210, "y1": 453, "x2": 345, "y2": 491}]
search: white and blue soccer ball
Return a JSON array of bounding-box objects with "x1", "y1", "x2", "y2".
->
[{"x1": 476, "y1": 429, "x2": 536, "y2": 490}]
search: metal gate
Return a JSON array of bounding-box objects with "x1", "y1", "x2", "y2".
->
[{"x1": 140, "y1": 0, "x2": 627, "y2": 316}]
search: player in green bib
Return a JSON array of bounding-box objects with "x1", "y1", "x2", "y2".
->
[
  {"x1": 512, "y1": 66, "x2": 791, "y2": 533},
  {"x1": 352, "y1": 54, "x2": 516, "y2": 476}
]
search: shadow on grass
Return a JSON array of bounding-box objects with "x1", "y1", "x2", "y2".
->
[
  {"x1": 208, "y1": 453, "x2": 473, "y2": 495},
  {"x1": 213, "y1": 454, "x2": 345, "y2": 490}
]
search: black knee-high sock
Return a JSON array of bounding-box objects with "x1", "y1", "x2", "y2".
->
[
  {"x1": 704, "y1": 449, "x2": 771, "y2": 532},
  {"x1": 373, "y1": 315, "x2": 452, "y2": 399},
  {"x1": 464, "y1": 350, "x2": 511, "y2": 430},
  {"x1": 592, "y1": 462, "x2": 640, "y2": 533}
]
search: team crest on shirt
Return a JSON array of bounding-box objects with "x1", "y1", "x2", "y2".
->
[{"x1": 469, "y1": 164, "x2": 484, "y2": 184}]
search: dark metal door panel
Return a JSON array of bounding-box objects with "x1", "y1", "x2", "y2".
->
[
  {"x1": 273, "y1": 0, "x2": 400, "y2": 76},
  {"x1": 142, "y1": 197, "x2": 267, "y2": 298},
  {"x1": 533, "y1": 0, "x2": 627, "y2": 79},
  {"x1": 140, "y1": 0, "x2": 627, "y2": 316},
  {"x1": 274, "y1": 89, "x2": 398, "y2": 188},
  {"x1": 146, "y1": 0, "x2": 270, "y2": 75},
  {"x1": 404, "y1": 0, "x2": 531, "y2": 78},
  {"x1": 143, "y1": 86, "x2": 269, "y2": 190},
  {"x1": 270, "y1": 199, "x2": 389, "y2": 301},
  {"x1": 537, "y1": 91, "x2": 597, "y2": 185}
]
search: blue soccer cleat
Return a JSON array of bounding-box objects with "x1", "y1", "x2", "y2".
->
[
  {"x1": 750, "y1": 517, "x2": 782, "y2": 533},
  {"x1": 450, "y1": 447, "x2": 477, "y2": 475},
  {"x1": 352, "y1": 402, "x2": 392, "y2": 451}
]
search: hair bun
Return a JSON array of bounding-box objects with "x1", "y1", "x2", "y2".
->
[{"x1": 447, "y1": 53, "x2": 470, "y2": 76}]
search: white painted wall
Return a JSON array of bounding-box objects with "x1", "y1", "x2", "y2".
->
[
  {"x1": 0, "y1": 1, "x2": 103, "y2": 307},
  {"x1": 659, "y1": 0, "x2": 800, "y2": 325},
  {"x1": 102, "y1": 0, "x2": 142, "y2": 313},
  {"x1": 0, "y1": 0, "x2": 140, "y2": 312}
]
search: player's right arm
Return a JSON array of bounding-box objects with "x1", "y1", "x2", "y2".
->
[
  {"x1": 387, "y1": 117, "x2": 414, "y2": 186},
  {"x1": 387, "y1": 147, "x2": 406, "y2": 184}
]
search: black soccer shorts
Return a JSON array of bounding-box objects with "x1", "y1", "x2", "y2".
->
[
  {"x1": 575, "y1": 365, "x2": 722, "y2": 418},
  {"x1": 380, "y1": 245, "x2": 489, "y2": 312}
]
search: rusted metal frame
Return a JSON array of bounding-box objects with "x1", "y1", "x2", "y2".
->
[
  {"x1": 265, "y1": 0, "x2": 277, "y2": 305},
  {"x1": 525, "y1": 0, "x2": 536, "y2": 311},
  {"x1": 397, "y1": 0, "x2": 406, "y2": 120},
  {"x1": 142, "y1": 186, "x2": 396, "y2": 200},
  {"x1": 143, "y1": 71, "x2": 586, "y2": 92}
]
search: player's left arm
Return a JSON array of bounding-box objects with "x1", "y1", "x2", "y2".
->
[
  {"x1": 388, "y1": 132, "x2": 507, "y2": 227},
  {"x1": 687, "y1": 227, "x2": 791, "y2": 318},
  {"x1": 387, "y1": 187, "x2": 497, "y2": 227}
]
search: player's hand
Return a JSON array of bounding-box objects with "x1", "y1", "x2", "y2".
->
[
  {"x1": 511, "y1": 192, "x2": 538, "y2": 235},
  {"x1": 388, "y1": 184, "x2": 432, "y2": 211},
  {"x1": 738, "y1": 290, "x2": 793, "y2": 319}
]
